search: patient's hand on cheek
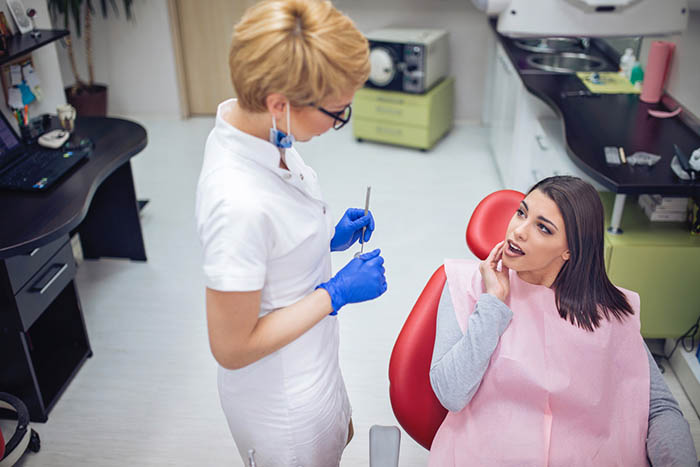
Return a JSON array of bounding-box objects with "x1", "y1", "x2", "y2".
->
[{"x1": 479, "y1": 241, "x2": 510, "y2": 302}]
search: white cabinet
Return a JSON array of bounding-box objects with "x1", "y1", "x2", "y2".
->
[
  {"x1": 525, "y1": 112, "x2": 607, "y2": 193},
  {"x1": 487, "y1": 42, "x2": 521, "y2": 184},
  {"x1": 485, "y1": 39, "x2": 608, "y2": 194}
]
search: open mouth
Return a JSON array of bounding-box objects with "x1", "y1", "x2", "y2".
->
[{"x1": 506, "y1": 240, "x2": 525, "y2": 256}]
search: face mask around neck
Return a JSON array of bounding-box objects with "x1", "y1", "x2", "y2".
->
[{"x1": 269, "y1": 102, "x2": 295, "y2": 149}]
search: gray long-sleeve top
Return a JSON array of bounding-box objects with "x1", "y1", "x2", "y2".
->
[{"x1": 430, "y1": 285, "x2": 697, "y2": 466}]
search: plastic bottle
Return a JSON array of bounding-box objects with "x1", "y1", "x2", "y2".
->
[
  {"x1": 619, "y1": 48, "x2": 636, "y2": 80},
  {"x1": 630, "y1": 61, "x2": 644, "y2": 89}
]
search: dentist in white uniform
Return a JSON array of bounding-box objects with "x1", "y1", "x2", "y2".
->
[{"x1": 194, "y1": 1, "x2": 387, "y2": 466}]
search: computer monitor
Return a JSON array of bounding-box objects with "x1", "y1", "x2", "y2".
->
[{"x1": 0, "y1": 111, "x2": 23, "y2": 171}]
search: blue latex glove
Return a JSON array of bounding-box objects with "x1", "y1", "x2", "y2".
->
[
  {"x1": 330, "y1": 208, "x2": 375, "y2": 252},
  {"x1": 317, "y1": 249, "x2": 387, "y2": 315}
]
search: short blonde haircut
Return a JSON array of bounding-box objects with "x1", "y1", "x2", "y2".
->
[{"x1": 230, "y1": 0, "x2": 370, "y2": 112}]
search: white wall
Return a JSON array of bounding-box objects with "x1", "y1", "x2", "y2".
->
[
  {"x1": 0, "y1": 0, "x2": 66, "y2": 130},
  {"x1": 40, "y1": 0, "x2": 700, "y2": 122},
  {"x1": 640, "y1": 10, "x2": 700, "y2": 119},
  {"x1": 51, "y1": 0, "x2": 492, "y2": 121},
  {"x1": 50, "y1": 0, "x2": 181, "y2": 117}
]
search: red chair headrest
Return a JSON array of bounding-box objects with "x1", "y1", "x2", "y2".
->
[{"x1": 466, "y1": 190, "x2": 525, "y2": 260}]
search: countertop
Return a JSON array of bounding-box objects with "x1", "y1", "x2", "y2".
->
[{"x1": 492, "y1": 26, "x2": 700, "y2": 197}]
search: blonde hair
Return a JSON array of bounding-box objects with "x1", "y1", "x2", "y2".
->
[{"x1": 229, "y1": 0, "x2": 370, "y2": 112}]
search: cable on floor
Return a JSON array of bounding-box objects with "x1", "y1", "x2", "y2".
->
[{"x1": 651, "y1": 315, "x2": 700, "y2": 374}]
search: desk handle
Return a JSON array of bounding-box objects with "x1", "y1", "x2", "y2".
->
[
  {"x1": 376, "y1": 126, "x2": 402, "y2": 135},
  {"x1": 31, "y1": 263, "x2": 68, "y2": 295},
  {"x1": 375, "y1": 105, "x2": 402, "y2": 115},
  {"x1": 535, "y1": 134, "x2": 548, "y2": 151},
  {"x1": 532, "y1": 169, "x2": 541, "y2": 183},
  {"x1": 28, "y1": 248, "x2": 40, "y2": 257},
  {"x1": 497, "y1": 54, "x2": 513, "y2": 75},
  {"x1": 376, "y1": 96, "x2": 405, "y2": 105}
]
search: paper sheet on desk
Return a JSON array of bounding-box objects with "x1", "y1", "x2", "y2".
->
[{"x1": 577, "y1": 72, "x2": 640, "y2": 94}]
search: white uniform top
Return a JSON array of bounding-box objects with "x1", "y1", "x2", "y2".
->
[{"x1": 195, "y1": 99, "x2": 351, "y2": 467}]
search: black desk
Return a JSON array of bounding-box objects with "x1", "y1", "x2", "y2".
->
[
  {"x1": 494, "y1": 29, "x2": 700, "y2": 232},
  {"x1": 0, "y1": 117, "x2": 148, "y2": 421},
  {"x1": 0, "y1": 117, "x2": 148, "y2": 259},
  {"x1": 516, "y1": 74, "x2": 700, "y2": 197}
]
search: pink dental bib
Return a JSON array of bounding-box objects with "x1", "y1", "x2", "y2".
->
[{"x1": 429, "y1": 259, "x2": 649, "y2": 467}]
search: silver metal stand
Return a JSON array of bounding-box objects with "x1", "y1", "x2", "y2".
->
[
  {"x1": 607, "y1": 193, "x2": 626, "y2": 235},
  {"x1": 247, "y1": 449, "x2": 257, "y2": 467}
]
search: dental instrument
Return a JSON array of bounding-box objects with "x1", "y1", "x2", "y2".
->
[{"x1": 355, "y1": 186, "x2": 371, "y2": 258}]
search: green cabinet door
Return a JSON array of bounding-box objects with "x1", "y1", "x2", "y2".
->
[{"x1": 601, "y1": 192, "x2": 700, "y2": 338}]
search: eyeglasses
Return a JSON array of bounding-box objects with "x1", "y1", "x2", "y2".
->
[{"x1": 315, "y1": 104, "x2": 352, "y2": 130}]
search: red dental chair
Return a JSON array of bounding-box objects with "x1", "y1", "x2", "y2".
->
[{"x1": 388, "y1": 189, "x2": 525, "y2": 450}]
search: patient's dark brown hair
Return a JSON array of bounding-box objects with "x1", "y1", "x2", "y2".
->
[{"x1": 530, "y1": 176, "x2": 633, "y2": 331}]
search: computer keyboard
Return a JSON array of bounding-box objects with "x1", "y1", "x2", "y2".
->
[
  {"x1": 0, "y1": 147, "x2": 90, "y2": 190},
  {"x1": 7, "y1": 149, "x2": 57, "y2": 178}
]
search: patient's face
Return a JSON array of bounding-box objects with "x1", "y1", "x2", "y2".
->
[{"x1": 501, "y1": 189, "x2": 570, "y2": 284}]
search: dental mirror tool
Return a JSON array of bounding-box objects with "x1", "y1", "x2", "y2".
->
[{"x1": 354, "y1": 186, "x2": 371, "y2": 258}]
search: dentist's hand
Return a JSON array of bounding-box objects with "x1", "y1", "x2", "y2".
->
[
  {"x1": 317, "y1": 249, "x2": 387, "y2": 315},
  {"x1": 330, "y1": 208, "x2": 375, "y2": 252},
  {"x1": 479, "y1": 241, "x2": 510, "y2": 302}
]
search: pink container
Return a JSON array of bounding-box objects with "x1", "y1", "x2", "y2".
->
[{"x1": 640, "y1": 41, "x2": 676, "y2": 104}]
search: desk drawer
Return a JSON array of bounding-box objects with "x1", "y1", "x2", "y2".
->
[
  {"x1": 15, "y1": 242, "x2": 76, "y2": 331},
  {"x1": 354, "y1": 93, "x2": 429, "y2": 127},
  {"x1": 353, "y1": 77, "x2": 454, "y2": 127},
  {"x1": 5, "y1": 235, "x2": 69, "y2": 294},
  {"x1": 353, "y1": 119, "x2": 431, "y2": 149}
]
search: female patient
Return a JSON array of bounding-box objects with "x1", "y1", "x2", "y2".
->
[{"x1": 429, "y1": 176, "x2": 697, "y2": 466}]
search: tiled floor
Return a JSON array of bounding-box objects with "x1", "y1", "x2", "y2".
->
[{"x1": 3, "y1": 117, "x2": 699, "y2": 466}]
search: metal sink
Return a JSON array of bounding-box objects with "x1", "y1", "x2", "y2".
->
[
  {"x1": 515, "y1": 37, "x2": 587, "y2": 54},
  {"x1": 526, "y1": 53, "x2": 606, "y2": 73}
]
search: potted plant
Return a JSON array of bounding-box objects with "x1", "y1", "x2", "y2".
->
[{"x1": 47, "y1": 0, "x2": 133, "y2": 116}]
